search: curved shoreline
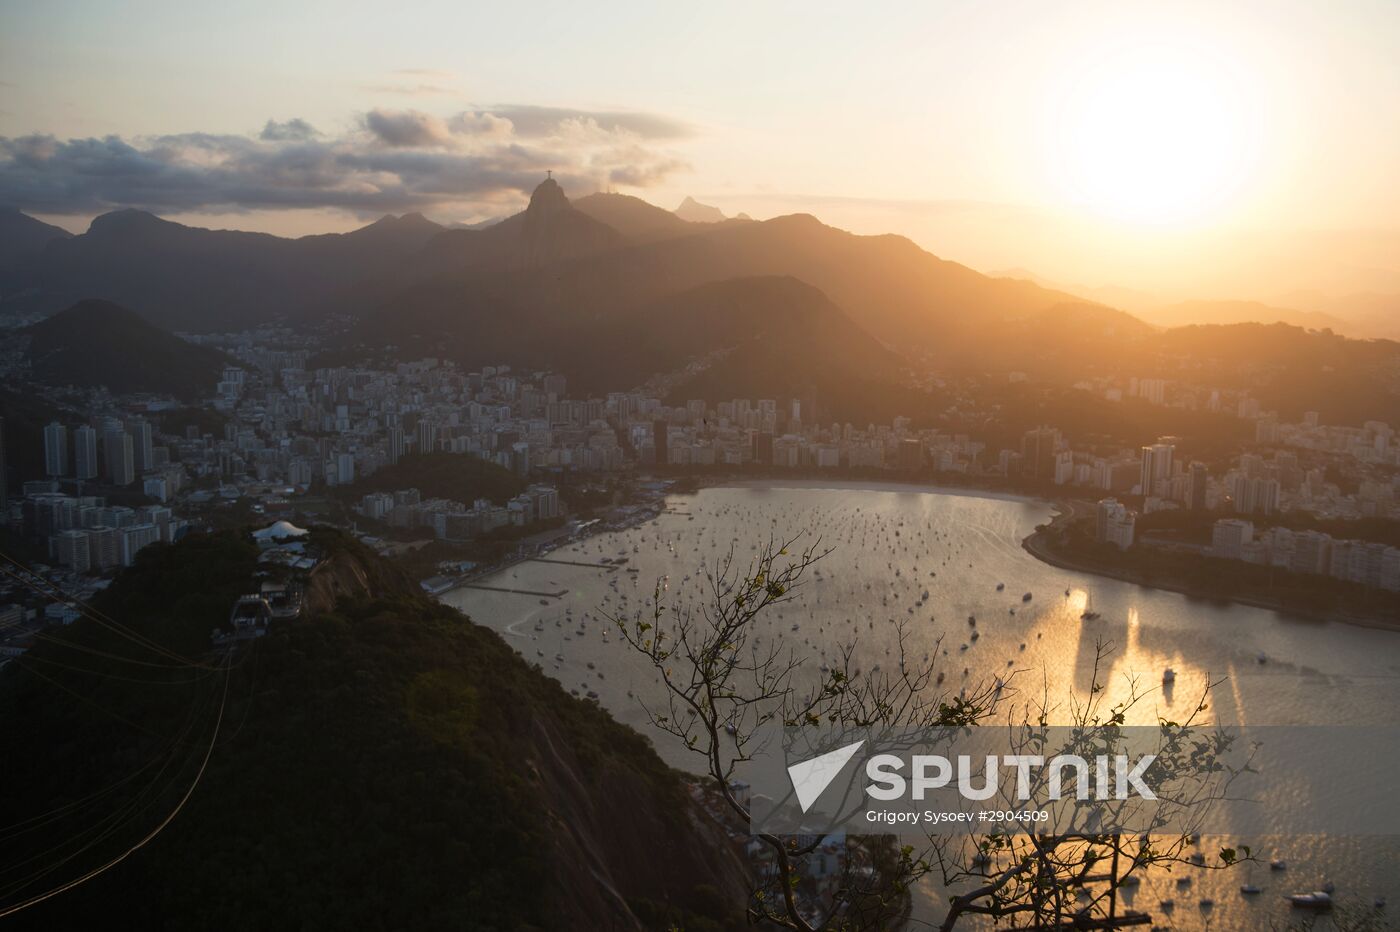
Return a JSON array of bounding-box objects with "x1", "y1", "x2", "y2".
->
[
  {"x1": 1020, "y1": 502, "x2": 1400, "y2": 634},
  {"x1": 710, "y1": 476, "x2": 1055, "y2": 508}
]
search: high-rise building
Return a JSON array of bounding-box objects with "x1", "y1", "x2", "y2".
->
[
  {"x1": 1135, "y1": 378, "x2": 1167, "y2": 405},
  {"x1": 653, "y1": 420, "x2": 669, "y2": 466},
  {"x1": 44, "y1": 422, "x2": 69, "y2": 477},
  {"x1": 119, "y1": 524, "x2": 161, "y2": 566},
  {"x1": 1290, "y1": 530, "x2": 1333, "y2": 576},
  {"x1": 1094, "y1": 498, "x2": 1136, "y2": 549},
  {"x1": 1139, "y1": 442, "x2": 1174, "y2": 497},
  {"x1": 129, "y1": 419, "x2": 154, "y2": 472},
  {"x1": 74, "y1": 425, "x2": 99, "y2": 480},
  {"x1": 752, "y1": 431, "x2": 774, "y2": 465},
  {"x1": 528, "y1": 485, "x2": 560, "y2": 520},
  {"x1": 1020, "y1": 427, "x2": 1060, "y2": 480},
  {"x1": 387, "y1": 427, "x2": 405, "y2": 464},
  {"x1": 104, "y1": 429, "x2": 135, "y2": 487},
  {"x1": 417, "y1": 420, "x2": 437, "y2": 454},
  {"x1": 1211, "y1": 519, "x2": 1254, "y2": 559},
  {"x1": 1188, "y1": 462, "x2": 1208, "y2": 511},
  {"x1": 55, "y1": 529, "x2": 91, "y2": 573},
  {"x1": 897, "y1": 439, "x2": 923, "y2": 471},
  {"x1": 1233, "y1": 475, "x2": 1280, "y2": 516}
]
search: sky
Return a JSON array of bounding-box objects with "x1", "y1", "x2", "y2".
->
[{"x1": 2, "y1": 0, "x2": 1398, "y2": 305}]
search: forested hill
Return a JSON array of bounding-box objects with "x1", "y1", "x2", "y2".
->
[
  {"x1": 0, "y1": 529, "x2": 748, "y2": 930},
  {"x1": 22, "y1": 299, "x2": 229, "y2": 400}
]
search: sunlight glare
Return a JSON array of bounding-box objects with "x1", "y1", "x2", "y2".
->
[{"x1": 1052, "y1": 42, "x2": 1262, "y2": 225}]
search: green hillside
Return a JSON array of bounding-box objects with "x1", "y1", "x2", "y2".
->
[{"x1": 0, "y1": 530, "x2": 747, "y2": 930}]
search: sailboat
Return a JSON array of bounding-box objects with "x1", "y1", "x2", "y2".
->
[{"x1": 1080, "y1": 590, "x2": 1100, "y2": 620}]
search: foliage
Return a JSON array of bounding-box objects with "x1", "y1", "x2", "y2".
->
[
  {"x1": 0, "y1": 528, "x2": 744, "y2": 930},
  {"x1": 333, "y1": 452, "x2": 526, "y2": 506}
]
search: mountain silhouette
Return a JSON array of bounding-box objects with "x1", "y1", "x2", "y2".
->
[
  {"x1": 674, "y1": 195, "x2": 727, "y2": 223},
  {"x1": 22, "y1": 299, "x2": 229, "y2": 399}
]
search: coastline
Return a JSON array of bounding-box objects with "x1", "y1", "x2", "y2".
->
[
  {"x1": 435, "y1": 474, "x2": 1400, "y2": 636},
  {"x1": 710, "y1": 476, "x2": 1054, "y2": 508},
  {"x1": 436, "y1": 472, "x2": 1052, "y2": 599},
  {"x1": 1021, "y1": 502, "x2": 1400, "y2": 634}
]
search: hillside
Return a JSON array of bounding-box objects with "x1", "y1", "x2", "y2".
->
[
  {"x1": 22, "y1": 299, "x2": 230, "y2": 399},
  {"x1": 1151, "y1": 322, "x2": 1400, "y2": 423},
  {"x1": 0, "y1": 207, "x2": 71, "y2": 281},
  {"x1": 1143, "y1": 299, "x2": 1349, "y2": 333},
  {"x1": 362, "y1": 195, "x2": 1134, "y2": 380},
  {"x1": 406, "y1": 177, "x2": 624, "y2": 282},
  {"x1": 573, "y1": 191, "x2": 696, "y2": 241},
  {"x1": 6, "y1": 209, "x2": 444, "y2": 330},
  {"x1": 674, "y1": 196, "x2": 727, "y2": 223},
  {"x1": 0, "y1": 529, "x2": 749, "y2": 930},
  {"x1": 335, "y1": 452, "x2": 527, "y2": 504},
  {"x1": 575, "y1": 276, "x2": 933, "y2": 422}
]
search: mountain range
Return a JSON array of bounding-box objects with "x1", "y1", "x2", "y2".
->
[{"x1": 2, "y1": 181, "x2": 1398, "y2": 423}]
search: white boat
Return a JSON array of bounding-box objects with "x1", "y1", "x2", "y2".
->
[{"x1": 1288, "y1": 891, "x2": 1332, "y2": 909}]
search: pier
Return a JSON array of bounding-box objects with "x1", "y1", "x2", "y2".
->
[
  {"x1": 456, "y1": 584, "x2": 569, "y2": 599},
  {"x1": 525, "y1": 557, "x2": 619, "y2": 571}
]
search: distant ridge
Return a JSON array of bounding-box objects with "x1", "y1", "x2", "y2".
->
[
  {"x1": 674, "y1": 195, "x2": 727, "y2": 223},
  {"x1": 573, "y1": 191, "x2": 694, "y2": 240},
  {"x1": 0, "y1": 206, "x2": 71, "y2": 280}
]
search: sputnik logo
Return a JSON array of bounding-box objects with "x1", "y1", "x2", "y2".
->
[{"x1": 787, "y1": 739, "x2": 866, "y2": 812}]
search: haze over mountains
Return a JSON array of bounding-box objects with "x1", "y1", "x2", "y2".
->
[
  {"x1": 991, "y1": 266, "x2": 1399, "y2": 341},
  {"x1": 2, "y1": 178, "x2": 1398, "y2": 423}
]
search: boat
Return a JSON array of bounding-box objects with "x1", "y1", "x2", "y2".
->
[
  {"x1": 1257, "y1": 651, "x2": 1268, "y2": 663},
  {"x1": 995, "y1": 582, "x2": 1004, "y2": 591},
  {"x1": 1288, "y1": 892, "x2": 1332, "y2": 909},
  {"x1": 1240, "y1": 885, "x2": 1262, "y2": 895},
  {"x1": 1270, "y1": 859, "x2": 1287, "y2": 870},
  {"x1": 1021, "y1": 592, "x2": 1033, "y2": 602},
  {"x1": 1163, "y1": 667, "x2": 1177, "y2": 684}
]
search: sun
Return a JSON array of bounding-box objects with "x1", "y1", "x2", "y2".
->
[{"x1": 1052, "y1": 42, "x2": 1260, "y2": 225}]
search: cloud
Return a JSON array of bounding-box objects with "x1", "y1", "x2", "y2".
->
[
  {"x1": 609, "y1": 159, "x2": 689, "y2": 187},
  {"x1": 0, "y1": 106, "x2": 691, "y2": 219},
  {"x1": 393, "y1": 68, "x2": 457, "y2": 79},
  {"x1": 486, "y1": 105, "x2": 692, "y2": 140},
  {"x1": 260, "y1": 118, "x2": 320, "y2": 141},
  {"x1": 363, "y1": 108, "x2": 454, "y2": 147},
  {"x1": 362, "y1": 83, "x2": 459, "y2": 97}
]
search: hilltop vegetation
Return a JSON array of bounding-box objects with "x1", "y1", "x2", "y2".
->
[
  {"x1": 22, "y1": 299, "x2": 229, "y2": 400},
  {"x1": 0, "y1": 530, "x2": 748, "y2": 930},
  {"x1": 334, "y1": 451, "x2": 527, "y2": 505}
]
